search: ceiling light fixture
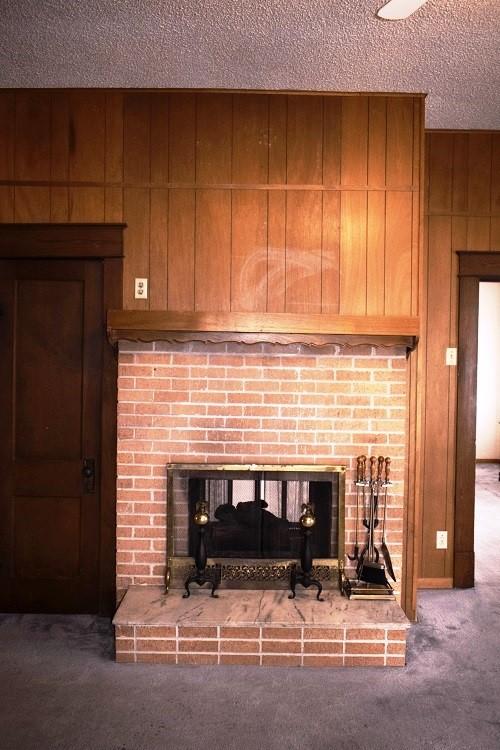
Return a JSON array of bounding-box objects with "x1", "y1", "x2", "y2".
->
[{"x1": 376, "y1": 0, "x2": 429, "y2": 20}]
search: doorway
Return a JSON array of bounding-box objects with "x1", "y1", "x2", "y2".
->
[
  {"x1": 455, "y1": 253, "x2": 500, "y2": 587},
  {"x1": 0, "y1": 225, "x2": 123, "y2": 614}
]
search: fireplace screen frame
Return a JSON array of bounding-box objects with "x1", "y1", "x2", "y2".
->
[{"x1": 165, "y1": 463, "x2": 346, "y2": 591}]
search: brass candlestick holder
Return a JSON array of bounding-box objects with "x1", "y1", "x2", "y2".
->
[
  {"x1": 183, "y1": 500, "x2": 221, "y2": 598},
  {"x1": 289, "y1": 503, "x2": 324, "y2": 601}
]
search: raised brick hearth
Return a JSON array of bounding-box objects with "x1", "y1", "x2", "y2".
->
[
  {"x1": 114, "y1": 587, "x2": 409, "y2": 667},
  {"x1": 114, "y1": 340, "x2": 410, "y2": 666}
]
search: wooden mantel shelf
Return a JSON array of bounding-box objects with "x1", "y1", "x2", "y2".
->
[{"x1": 107, "y1": 311, "x2": 419, "y2": 350}]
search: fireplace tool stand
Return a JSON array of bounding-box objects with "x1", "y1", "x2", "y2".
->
[
  {"x1": 289, "y1": 503, "x2": 324, "y2": 601},
  {"x1": 183, "y1": 501, "x2": 221, "y2": 598},
  {"x1": 340, "y1": 455, "x2": 394, "y2": 600}
]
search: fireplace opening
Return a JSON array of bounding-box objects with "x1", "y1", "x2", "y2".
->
[{"x1": 167, "y1": 464, "x2": 345, "y2": 590}]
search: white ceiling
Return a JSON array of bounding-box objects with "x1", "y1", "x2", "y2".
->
[{"x1": 0, "y1": 0, "x2": 499, "y2": 129}]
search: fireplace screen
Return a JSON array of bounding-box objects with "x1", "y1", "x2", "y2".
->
[{"x1": 166, "y1": 464, "x2": 345, "y2": 590}]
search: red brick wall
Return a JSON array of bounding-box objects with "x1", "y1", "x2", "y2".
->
[{"x1": 116, "y1": 342, "x2": 408, "y2": 598}]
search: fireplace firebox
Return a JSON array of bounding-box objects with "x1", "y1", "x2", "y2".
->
[{"x1": 166, "y1": 464, "x2": 345, "y2": 590}]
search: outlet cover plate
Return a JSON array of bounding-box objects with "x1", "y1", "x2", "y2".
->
[
  {"x1": 134, "y1": 278, "x2": 148, "y2": 300},
  {"x1": 436, "y1": 530, "x2": 448, "y2": 549}
]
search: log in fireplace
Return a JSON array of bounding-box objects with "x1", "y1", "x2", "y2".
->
[{"x1": 166, "y1": 464, "x2": 345, "y2": 592}]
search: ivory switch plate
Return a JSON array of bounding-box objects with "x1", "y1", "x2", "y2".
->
[
  {"x1": 134, "y1": 278, "x2": 148, "y2": 300},
  {"x1": 436, "y1": 530, "x2": 448, "y2": 549},
  {"x1": 445, "y1": 347, "x2": 457, "y2": 366}
]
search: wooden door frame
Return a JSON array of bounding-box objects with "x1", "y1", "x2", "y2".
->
[
  {"x1": 0, "y1": 224, "x2": 124, "y2": 615},
  {"x1": 455, "y1": 252, "x2": 500, "y2": 587}
]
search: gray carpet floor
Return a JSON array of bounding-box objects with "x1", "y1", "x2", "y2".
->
[{"x1": 1, "y1": 464, "x2": 499, "y2": 750}]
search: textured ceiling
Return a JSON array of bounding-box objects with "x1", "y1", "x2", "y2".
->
[{"x1": 0, "y1": 0, "x2": 499, "y2": 129}]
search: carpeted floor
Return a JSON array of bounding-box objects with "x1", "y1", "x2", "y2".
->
[{"x1": 1, "y1": 464, "x2": 499, "y2": 750}]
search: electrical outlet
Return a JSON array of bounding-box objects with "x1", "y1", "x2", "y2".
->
[
  {"x1": 445, "y1": 347, "x2": 457, "y2": 366},
  {"x1": 436, "y1": 530, "x2": 448, "y2": 549},
  {"x1": 134, "y1": 278, "x2": 148, "y2": 300}
]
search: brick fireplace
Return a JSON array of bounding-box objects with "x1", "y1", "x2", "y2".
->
[{"x1": 113, "y1": 339, "x2": 410, "y2": 666}]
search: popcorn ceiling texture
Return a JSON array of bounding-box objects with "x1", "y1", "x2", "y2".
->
[{"x1": 0, "y1": 0, "x2": 498, "y2": 129}]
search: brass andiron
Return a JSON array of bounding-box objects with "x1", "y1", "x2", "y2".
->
[
  {"x1": 289, "y1": 503, "x2": 324, "y2": 601},
  {"x1": 183, "y1": 500, "x2": 221, "y2": 598}
]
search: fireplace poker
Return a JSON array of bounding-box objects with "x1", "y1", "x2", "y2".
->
[
  {"x1": 380, "y1": 457, "x2": 396, "y2": 581},
  {"x1": 348, "y1": 455, "x2": 365, "y2": 562}
]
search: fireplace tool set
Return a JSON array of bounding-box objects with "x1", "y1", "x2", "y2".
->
[{"x1": 341, "y1": 455, "x2": 396, "y2": 599}]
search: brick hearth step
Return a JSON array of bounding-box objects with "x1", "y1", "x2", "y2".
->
[{"x1": 113, "y1": 586, "x2": 410, "y2": 667}]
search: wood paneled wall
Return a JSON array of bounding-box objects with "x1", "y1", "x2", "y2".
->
[
  {"x1": 0, "y1": 90, "x2": 423, "y2": 316},
  {"x1": 420, "y1": 131, "x2": 500, "y2": 586}
]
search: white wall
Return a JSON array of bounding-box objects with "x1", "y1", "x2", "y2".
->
[{"x1": 476, "y1": 282, "x2": 500, "y2": 460}]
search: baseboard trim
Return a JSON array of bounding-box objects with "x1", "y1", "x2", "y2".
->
[
  {"x1": 476, "y1": 459, "x2": 500, "y2": 464},
  {"x1": 417, "y1": 577, "x2": 454, "y2": 589}
]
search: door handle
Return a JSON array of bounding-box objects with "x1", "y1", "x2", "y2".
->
[{"x1": 82, "y1": 458, "x2": 96, "y2": 493}]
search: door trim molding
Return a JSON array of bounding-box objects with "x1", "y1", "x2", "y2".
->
[
  {"x1": 455, "y1": 252, "x2": 500, "y2": 587},
  {"x1": 0, "y1": 224, "x2": 125, "y2": 258},
  {"x1": 0, "y1": 224, "x2": 123, "y2": 615}
]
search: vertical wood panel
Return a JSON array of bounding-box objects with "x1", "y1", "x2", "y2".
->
[
  {"x1": 196, "y1": 94, "x2": 232, "y2": 184},
  {"x1": 466, "y1": 216, "x2": 490, "y2": 250},
  {"x1": 105, "y1": 92, "x2": 123, "y2": 183},
  {"x1": 422, "y1": 215, "x2": 452, "y2": 578},
  {"x1": 231, "y1": 190, "x2": 268, "y2": 311},
  {"x1": 14, "y1": 187, "x2": 51, "y2": 221},
  {"x1": 167, "y1": 189, "x2": 195, "y2": 310},
  {"x1": 268, "y1": 96, "x2": 287, "y2": 184},
  {"x1": 341, "y1": 98, "x2": 368, "y2": 186},
  {"x1": 285, "y1": 191, "x2": 322, "y2": 313},
  {"x1": 50, "y1": 187, "x2": 69, "y2": 221},
  {"x1": 149, "y1": 189, "x2": 168, "y2": 309},
  {"x1": 366, "y1": 191, "x2": 385, "y2": 315},
  {"x1": 490, "y1": 218, "x2": 500, "y2": 250},
  {"x1": 0, "y1": 187, "x2": 14, "y2": 221},
  {"x1": 428, "y1": 133, "x2": 453, "y2": 213},
  {"x1": 50, "y1": 92, "x2": 69, "y2": 182},
  {"x1": 286, "y1": 95, "x2": 323, "y2": 185},
  {"x1": 468, "y1": 133, "x2": 491, "y2": 214},
  {"x1": 104, "y1": 188, "x2": 123, "y2": 222},
  {"x1": 368, "y1": 97, "x2": 386, "y2": 188},
  {"x1": 123, "y1": 188, "x2": 150, "y2": 309},
  {"x1": 123, "y1": 94, "x2": 151, "y2": 184},
  {"x1": 232, "y1": 94, "x2": 268, "y2": 184},
  {"x1": 0, "y1": 92, "x2": 15, "y2": 180},
  {"x1": 323, "y1": 98, "x2": 342, "y2": 187},
  {"x1": 386, "y1": 98, "x2": 414, "y2": 187},
  {"x1": 452, "y1": 133, "x2": 468, "y2": 213},
  {"x1": 15, "y1": 92, "x2": 51, "y2": 180},
  {"x1": 267, "y1": 190, "x2": 286, "y2": 312},
  {"x1": 339, "y1": 191, "x2": 367, "y2": 314},
  {"x1": 150, "y1": 96, "x2": 169, "y2": 186},
  {"x1": 385, "y1": 192, "x2": 412, "y2": 315},
  {"x1": 169, "y1": 93, "x2": 196, "y2": 183},
  {"x1": 68, "y1": 92, "x2": 105, "y2": 183},
  {"x1": 195, "y1": 189, "x2": 231, "y2": 311},
  {"x1": 321, "y1": 191, "x2": 340, "y2": 313},
  {"x1": 69, "y1": 187, "x2": 105, "y2": 222},
  {"x1": 490, "y1": 133, "x2": 500, "y2": 215}
]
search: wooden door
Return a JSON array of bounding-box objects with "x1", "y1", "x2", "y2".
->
[
  {"x1": 0, "y1": 259, "x2": 104, "y2": 612},
  {"x1": 455, "y1": 252, "x2": 500, "y2": 587}
]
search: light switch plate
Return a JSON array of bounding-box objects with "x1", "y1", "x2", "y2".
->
[
  {"x1": 436, "y1": 530, "x2": 448, "y2": 549},
  {"x1": 445, "y1": 347, "x2": 457, "y2": 366}
]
